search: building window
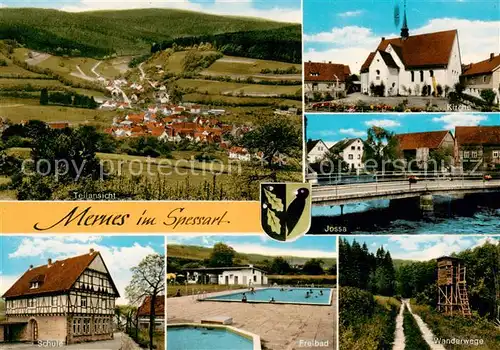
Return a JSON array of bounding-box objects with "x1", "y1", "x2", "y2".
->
[
  {"x1": 357, "y1": 146, "x2": 361, "y2": 150},
  {"x1": 348, "y1": 154, "x2": 354, "y2": 160},
  {"x1": 376, "y1": 69, "x2": 380, "y2": 75},
  {"x1": 420, "y1": 70, "x2": 424, "y2": 82},
  {"x1": 102, "y1": 299, "x2": 107, "y2": 309},
  {"x1": 253, "y1": 275, "x2": 257, "y2": 282},
  {"x1": 483, "y1": 76, "x2": 487, "y2": 83},
  {"x1": 357, "y1": 154, "x2": 361, "y2": 159},
  {"x1": 430, "y1": 70, "x2": 434, "y2": 77},
  {"x1": 30, "y1": 282, "x2": 39, "y2": 289},
  {"x1": 493, "y1": 151, "x2": 499, "y2": 158},
  {"x1": 81, "y1": 296, "x2": 87, "y2": 307},
  {"x1": 28, "y1": 298, "x2": 35, "y2": 307},
  {"x1": 51, "y1": 296, "x2": 58, "y2": 306},
  {"x1": 463, "y1": 151, "x2": 470, "y2": 158},
  {"x1": 351, "y1": 146, "x2": 355, "y2": 150},
  {"x1": 411, "y1": 71, "x2": 414, "y2": 82},
  {"x1": 83, "y1": 318, "x2": 90, "y2": 335},
  {"x1": 471, "y1": 151, "x2": 478, "y2": 158}
]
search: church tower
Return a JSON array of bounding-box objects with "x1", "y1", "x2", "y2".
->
[{"x1": 401, "y1": 0, "x2": 409, "y2": 39}]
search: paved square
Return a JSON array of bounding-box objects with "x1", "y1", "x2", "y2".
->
[{"x1": 167, "y1": 289, "x2": 337, "y2": 350}]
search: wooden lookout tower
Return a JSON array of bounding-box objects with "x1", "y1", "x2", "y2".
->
[{"x1": 437, "y1": 256, "x2": 471, "y2": 317}]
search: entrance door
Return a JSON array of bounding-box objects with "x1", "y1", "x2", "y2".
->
[
  {"x1": 225, "y1": 276, "x2": 229, "y2": 285},
  {"x1": 30, "y1": 319, "x2": 38, "y2": 343},
  {"x1": 234, "y1": 276, "x2": 239, "y2": 285}
]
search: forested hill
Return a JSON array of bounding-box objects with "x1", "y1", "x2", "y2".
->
[
  {"x1": 0, "y1": 8, "x2": 298, "y2": 58},
  {"x1": 168, "y1": 244, "x2": 336, "y2": 267}
]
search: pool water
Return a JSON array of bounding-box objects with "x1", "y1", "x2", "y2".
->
[
  {"x1": 204, "y1": 287, "x2": 332, "y2": 305},
  {"x1": 167, "y1": 326, "x2": 253, "y2": 350}
]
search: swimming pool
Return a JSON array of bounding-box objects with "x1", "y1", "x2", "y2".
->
[
  {"x1": 203, "y1": 287, "x2": 333, "y2": 305},
  {"x1": 167, "y1": 324, "x2": 260, "y2": 350}
]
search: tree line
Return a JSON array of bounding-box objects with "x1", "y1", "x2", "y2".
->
[
  {"x1": 340, "y1": 238, "x2": 500, "y2": 319},
  {"x1": 40, "y1": 88, "x2": 98, "y2": 109},
  {"x1": 167, "y1": 242, "x2": 336, "y2": 276},
  {"x1": 152, "y1": 26, "x2": 301, "y2": 64}
]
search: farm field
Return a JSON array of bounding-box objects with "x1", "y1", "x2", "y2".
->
[
  {"x1": 12, "y1": 48, "x2": 124, "y2": 81},
  {"x1": 183, "y1": 92, "x2": 302, "y2": 108},
  {"x1": 0, "y1": 52, "x2": 44, "y2": 78},
  {"x1": 203, "y1": 55, "x2": 301, "y2": 76},
  {"x1": 176, "y1": 78, "x2": 300, "y2": 96},
  {"x1": 0, "y1": 98, "x2": 116, "y2": 125}
]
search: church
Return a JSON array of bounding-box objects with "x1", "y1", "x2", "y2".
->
[
  {"x1": 360, "y1": 5, "x2": 462, "y2": 97},
  {"x1": 0, "y1": 249, "x2": 119, "y2": 345}
]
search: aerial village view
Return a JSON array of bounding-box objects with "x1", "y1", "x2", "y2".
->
[
  {"x1": 166, "y1": 235, "x2": 337, "y2": 350},
  {"x1": 0, "y1": 235, "x2": 166, "y2": 350},
  {"x1": 0, "y1": 1, "x2": 302, "y2": 201},
  {"x1": 303, "y1": 0, "x2": 500, "y2": 112}
]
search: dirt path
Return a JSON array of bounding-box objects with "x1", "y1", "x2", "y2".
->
[
  {"x1": 138, "y1": 62, "x2": 146, "y2": 81},
  {"x1": 405, "y1": 300, "x2": 445, "y2": 350},
  {"x1": 217, "y1": 57, "x2": 256, "y2": 64},
  {"x1": 91, "y1": 61, "x2": 102, "y2": 78},
  {"x1": 71, "y1": 65, "x2": 97, "y2": 81},
  {"x1": 393, "y1": 301, "x2": 406, "y2": 350}
]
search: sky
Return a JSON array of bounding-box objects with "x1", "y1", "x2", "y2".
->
[
  {"x1": 0, "y1": 0, "x2": 301, "y2": 23},
  {"x1": 167, "y1": 234, "x2": 337, "y2": 258},
  {"x1": 304, "y1": 0, "x2": 500, "y2": 73},
  {"x1": 306, "y1": 112, "x2": 500, "y2": 143},
  {"x1": 342, "y1": 235, "x2": 499, "y2": 261},
  {"x1": 0, "y1": 235, "x2": 165, "y2": 305}
]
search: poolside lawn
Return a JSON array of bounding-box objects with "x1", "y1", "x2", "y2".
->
[{"x1": 167, "y1": 284, "x2": 247, "y2": 298}]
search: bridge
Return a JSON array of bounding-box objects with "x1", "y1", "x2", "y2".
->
[{"x1": 309, "y1": 172, "x2": 500, "y2": 206}]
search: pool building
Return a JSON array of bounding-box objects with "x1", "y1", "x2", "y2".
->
[{"x1": 184, "y1": 265, "x2": 268, "y2": 286}]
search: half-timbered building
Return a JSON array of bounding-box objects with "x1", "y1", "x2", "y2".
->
[{"x1": 0, "y1": 249, "x2": 119, "y2": 344}]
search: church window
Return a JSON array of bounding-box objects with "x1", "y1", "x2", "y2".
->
[
  {"x1": 411, "y1": 71, "x2": 414, "y2": 82},
  {"x1": 420, "y1": 70, "x2": 424, "y2": 82},
  {"x1": 430, "y1": 70, "x2": 434, "y2": 77}
]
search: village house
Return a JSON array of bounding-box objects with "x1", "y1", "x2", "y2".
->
[
  {"x1": 360, "y1": 6, "x2": 461, "y2": 97},
  {"x1": 137, "y1": 296, "x2": 165, "y2": 331},
  {"x1": 228, "y1": 146, "x2": 251, "y2": 161},
  {"x1": 0, "y1": 249, "x2": 119, "y2": 345},
  {"x1": 184, "y1": 265, "x2": 268, "y2": 286},
  {"x1": 306, "y1": 139, "x2": 329, "y2": 164},
  {"x1": 395, "y1": 130, "x2": 455, "y2": 169},
  {"x1": 455, "y1": 126, "x2": 500, "y2": 171},
  {"x1": 305, "y1": 61, "x2": 351, "y2": 99},
  {"x1": 462, "y1": 53, "x2": 500, "y2": 103},
  {"x1": 329, "y1": 138, "x2": 365, "y2": 170}
]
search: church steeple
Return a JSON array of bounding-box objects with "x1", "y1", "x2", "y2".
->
[{"x1": 401, "y1": 0, "x2": 409, "y2": 40}]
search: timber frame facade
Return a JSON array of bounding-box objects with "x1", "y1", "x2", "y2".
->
[{"x1": 1, "y1": 249, "x2": 119, "y2": 344}]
